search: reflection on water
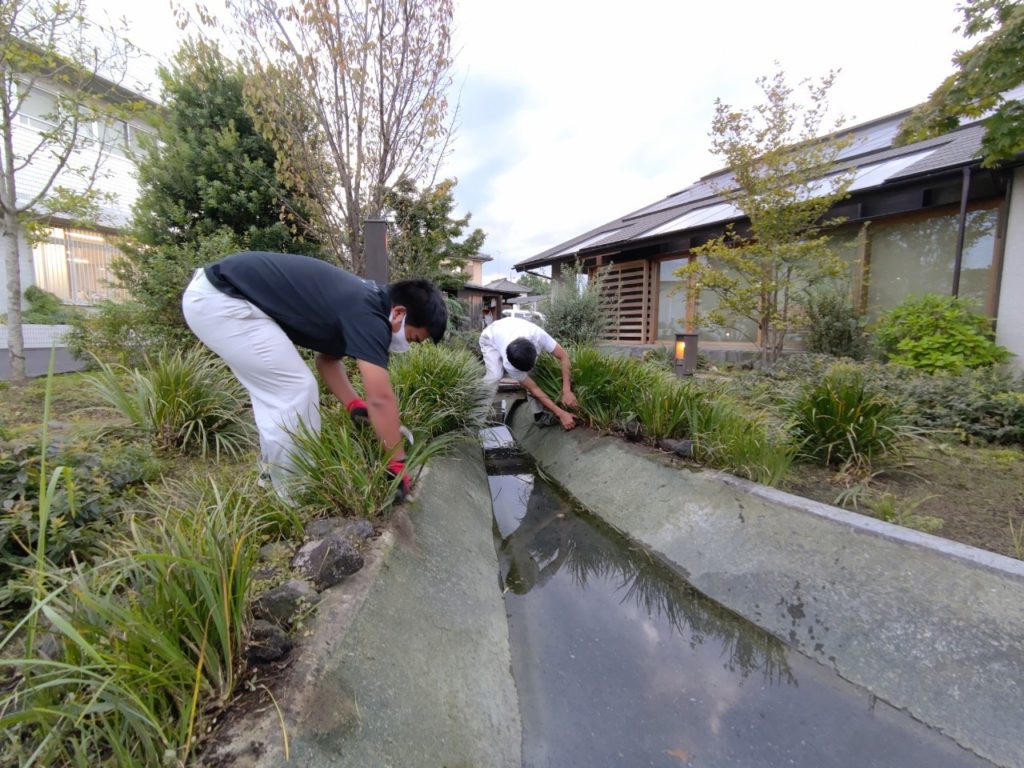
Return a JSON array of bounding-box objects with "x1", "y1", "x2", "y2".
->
[
  {"x1": 493, "y1": 471, "x2": 793, "y2": 686},
  {"x1": 484, "y1": 431, "x2": 993, "y2": 768}
]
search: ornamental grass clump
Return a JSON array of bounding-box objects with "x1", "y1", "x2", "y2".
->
[
  {"x1": 0, "y1": 470, "x2": 273, "y2": 766},
  {"x1": 88, "y1": 345, "x2": 255, "y2": 458},
  {"x1": 291, "y1": 345, "x2": 491, "y2": 517},
  {"x1": 389, "y1": 343, "x2": 492, "y2": 439},
  {"x1": 787, "y1": 365, "x2": 914, "y2": 470},
  {"x1": 684, "y1": 390, "x2": 795, "y2": 486}
]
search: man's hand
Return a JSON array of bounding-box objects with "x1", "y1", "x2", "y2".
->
[
  {"x1": 346, "y1": 397, "x2": 370, "y2": 426},
  {"x1": 558, "y1": 409, "x2": 577, "y2": 430},
  {"x1": 386, "y1": 458, "x2": 411, "y2": 502},
  {"x1": 561, "y1": 389, "x2": 579, "y2": 410}
]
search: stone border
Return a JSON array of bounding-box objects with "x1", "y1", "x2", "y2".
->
[{"x1": 510, "y1": 406, "x2": 1024, "y2": 768}]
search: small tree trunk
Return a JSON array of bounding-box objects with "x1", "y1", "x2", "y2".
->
[{"x1": 3, "y1": 210, "x2": 25, "y2": 384}]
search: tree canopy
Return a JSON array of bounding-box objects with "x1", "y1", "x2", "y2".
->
[
  {"x1": 384, "y1": 176, "x2": 484, "y2": 291},
  {"x1": 679, "y1": 69, "x2": 854, "y2": 367},
  {"x1": 214, "y1": 0, "x2": 456, "y2": 274},
  {"x1": 897, "y1": 0, "x2": 1024, "y2": 166},
  {"x1": 115, "y1": 39, "x2": 318, "y2": 334}
]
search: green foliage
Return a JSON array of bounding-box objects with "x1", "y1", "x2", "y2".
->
[
  {"x1": 897, "y1": 0, "x2": 1024, "y2": 166},
  {"x1": 390, "y1": 344, "x2": 492, "y2": 440},
  {"x1": 87, "y1": 346, "x2": 256, "y2": 457},
  {"x1": 531, "y1": 347, "x2": 793, "y2": 485},
  {"x1": 801, "y1": 286, "x2": 866, "y2": 359},
  {"x1": 291, "y1": 344, "x2": 490, "y2": 517},
  {"x1": 685, "y1": 68, "x2": 854, "y2": 366},
  {"x1": 64, "y1": 298, "x2": 189, "y2": 368},
  {"x1": 0, "y1": 439, "x2": 163, "y2": 613},
  {"x1": 516, "y1": 271, "x2": 551, "y2": 296},
  {"x1": 545, "y1": 263, "x2": 607, "y2": 346},
  {"x1": 0, "y1": 476, "x2": 274, "y2": 767},
  {"x1": 786, "y1": 365, "x2": 915, "y2": 470},
  {"x1": 873, "y1": 293, "x2": 1009, "y2": 373},
  {"x1": 20, "y1": 286, "x2": 79, "y2": 324},
  {"x1": 898, "y1": 367, "x2": 1024, "y2": 444},
  {"x1": 385, "y1": 177, "x2": 486, "y2": 287},
  {"x1": 729, "y1": 353, "x2": 1024, "y2": 446},
  {"x1": 683, "y1": 389, "x2": 795, "y2": 486},
  {"x1": 116, "y1": 40, "x2": 319, "y2": 336}
]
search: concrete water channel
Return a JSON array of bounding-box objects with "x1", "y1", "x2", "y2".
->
[
  {"x1": 483, "y1": 424, "x2": 993, "y2": 768},
  {"x1": 214, "y1": 404, "x2": 1024, "y2": 768}
]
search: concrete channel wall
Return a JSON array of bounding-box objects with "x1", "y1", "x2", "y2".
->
[{"x1": 509, "y1": 407, "x2": 1024, "y2": 768}]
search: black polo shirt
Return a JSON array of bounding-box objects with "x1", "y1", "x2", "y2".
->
[{"x1": 204, "y1": 251, "x2": 391, "y2": 368}]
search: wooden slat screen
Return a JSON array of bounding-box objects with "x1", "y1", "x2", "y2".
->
[{"x1": 594, "y1": 259, "x2": 654, "y2": 343}]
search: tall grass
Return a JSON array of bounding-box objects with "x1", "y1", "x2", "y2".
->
[
  {"x1": 787, "y1": 365, "x2": 915, "y2": 471},
  {"x1": 532, "y1": 347, "x2": 793, "y2": 485},
  {"x1": 88, "y1": 345, "x2": 255, "y2": 458},
  {"x1": 1, "y1": 477, "x2": 276, "y2": 767},
  {"x1": 290, "y1": 345, "x2": 492, "y2": 517}
]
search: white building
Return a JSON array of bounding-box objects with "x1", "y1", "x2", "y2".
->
[{"x1": 0, "y1": 64, "x2": 158, "y2": 314}]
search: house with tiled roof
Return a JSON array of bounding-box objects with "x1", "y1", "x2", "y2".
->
[{"x1": 515, "y1": 90, "x2": 1024, "y2": 368}]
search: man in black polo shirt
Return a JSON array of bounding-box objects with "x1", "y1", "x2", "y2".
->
[{"x1": 181, "y1": 250, "x2": 448, "y2": 500}]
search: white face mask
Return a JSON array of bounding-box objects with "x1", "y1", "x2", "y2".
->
[{"x1": 389, "y1": 311, "x2": 410, "y2": 354}]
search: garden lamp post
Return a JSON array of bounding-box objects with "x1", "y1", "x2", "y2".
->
[{"x1": 674, "y1": 332, "x2": 699, "y2": 377}]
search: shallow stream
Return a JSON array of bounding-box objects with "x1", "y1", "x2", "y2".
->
[{"x1": 481, "y1": 424, "x2": 993, "y2": 768}]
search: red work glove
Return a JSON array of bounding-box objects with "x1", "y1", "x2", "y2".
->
[
  {"x1": 346, "y1": 397, "x2": 370, "y2": 426},
  {"x1": 386, "y1": 458, "x2": 410, "y2": 503}
]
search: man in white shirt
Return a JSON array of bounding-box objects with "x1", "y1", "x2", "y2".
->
[{"x1": 479, "y1": 316, "x2": 578, "y2": 430}]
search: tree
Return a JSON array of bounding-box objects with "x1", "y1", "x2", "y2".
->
[
  {"x1": 208, "y1": 0, "x2": 455, "y2": 274},
  {"x1": 1, "y1": 0, "x2": 138, "y2": 382},
  {"x1": 114, "y1": 39, "x2": 318, "y2": 336},
  {"x1": 383, "y1": 176, "x2": 484, "y2": 291},
  {"x1": 517, "y1": 271, "x2": 551, "y2": 296},
  {"x1": 897, "y1": 0, "x2": 1024, "y2": 166},
  {"x1": 678, "y1": 69, "x2": 855, "y2": 367}
]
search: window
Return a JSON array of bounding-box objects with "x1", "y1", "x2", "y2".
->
[
  {"x1": 657, "y1": 258, "x2": 687, "y2": 340},
  {"x1": 31, "y1": 227, "x2": 128, "y2": 304},
  {"x1": 866, "y1": 207, "x2": 997, "y2": 318},
  {"x1": 16, "y1": 85, "x2": 58, "y2": 130}
]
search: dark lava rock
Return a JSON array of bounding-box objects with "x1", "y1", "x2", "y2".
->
[
  {"x1": 252, "y1": 579, "x2": 319, "y2": 627},
  {"x1": 295, "y1": 533, "x2": 365, "y2": 590},
  {"x1": 247, "y1": 619, "x2": 292, "y2": 662}
]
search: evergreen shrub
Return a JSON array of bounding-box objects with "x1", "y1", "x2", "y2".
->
[{"x1": 873, "y1": 293, "x2": 1009, "y2": 373}]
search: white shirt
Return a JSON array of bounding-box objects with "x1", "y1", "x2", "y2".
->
[{"x1": 481, "y1": 317, "x2": 556, "y2": 381}]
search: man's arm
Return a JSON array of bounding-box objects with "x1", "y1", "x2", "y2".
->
[
  {"x1": 551, "y1": 344, "x2": 578, "y2": 410},
  {"x1": 521, "y1": 376, "x2": 576, "y2": 430},
  {"x1": 316, "y1": 353, "x2": 359, "y2": 405},
  {"x1": 357, "y1": 359, "x2": 405, "y2": 460}
]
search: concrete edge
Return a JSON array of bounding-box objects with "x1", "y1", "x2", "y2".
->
[
  {"x1": 710, "y1": 464, "x2": 1024, "y2": 579},
  {"x1": 509, "y1": 407, "x2": 1024, "y2": 768},
  {"x1": 207, "y1": 440, "x2": 521, "y2": 767}
]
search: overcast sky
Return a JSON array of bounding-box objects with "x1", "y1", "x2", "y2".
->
[{"x1": 93, "y1": 0, "x2": 967, "y2": 282}]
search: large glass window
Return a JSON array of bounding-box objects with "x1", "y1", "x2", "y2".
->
[
  {"x1": 656, "y1": 256, "x2": 758, "y2": 342},
  {"x1": 866, "y1": 208, "x2": 997, "y2": 318},
  {"x1": 657, "y1": 258, "x2": 687, "y2": 340},
  {"x1": 31, "y1": 227, "x2": 128, "y2": 305}
]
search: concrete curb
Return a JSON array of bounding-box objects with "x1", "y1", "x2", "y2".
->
[
  {"x1": 510, "y1": 407, "x2": 1024, "y2": 768},
  {"x1": 210, "y1": 440, "x2": 520, "y2": 767}
]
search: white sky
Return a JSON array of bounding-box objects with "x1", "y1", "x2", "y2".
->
[{"x1": 91, "y1": 0, "x2": 967, "y2": 282}]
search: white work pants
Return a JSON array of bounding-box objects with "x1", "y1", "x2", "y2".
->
[
  {"x1": 182, "y1": 269, "x2": 319, "y2": 498},
  {"x1": 478, "y1": 325, "x2": 505, "y2": 392}
]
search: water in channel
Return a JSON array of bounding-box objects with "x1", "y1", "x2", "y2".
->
[{"x1": 481, "y1": 425, "x2": 992, "y2": 768}]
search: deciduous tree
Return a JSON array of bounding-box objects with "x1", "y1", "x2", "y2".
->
[
  {"x1": 897, "y1": 0, "x2": 1024, "y2": 166},
  {"x1": 1, "y1": 0, "x2": 137, "y2": 382},
  {"x1": 207, "y1": 0, "x2": 455, "y2": 274},
  {"x1": 383, "y1": 176, "x2": 484, "y2": 291},
  {"x1": 678, "y1": 69, "x2": 854, "y2": 367}
]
